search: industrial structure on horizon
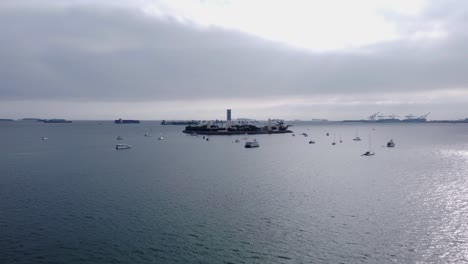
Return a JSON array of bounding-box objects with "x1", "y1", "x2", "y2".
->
[{"x1": 343, "y1": 112, "x2": 432, "y2": 123}]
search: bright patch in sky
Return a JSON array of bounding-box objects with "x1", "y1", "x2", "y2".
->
[{"x1": 141, "y1": 0, "x2": 428, "y2": 51}]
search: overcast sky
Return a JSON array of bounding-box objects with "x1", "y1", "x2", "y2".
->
[{"x1": 1, "y1": 0, "x2": 468, "y2": 120}]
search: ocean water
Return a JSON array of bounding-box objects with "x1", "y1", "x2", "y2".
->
[{"x1": 1, "y1": 121, "x2": 468, "y2": 263}]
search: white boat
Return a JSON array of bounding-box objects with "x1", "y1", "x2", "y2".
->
[
  {"x1": 116, "y1": 144, "x2": 131, "y2": 150},
  {"x1": 245, "y1": 141, "x2": 259, "y2": 148},
  {"x1": 361, "y1": 134, "x2": 375, "y2": 156},
  {"x1": 301, "y1": 133, "x2": 308, "y2": 137},
  {"x1": 158, "y1": 136, "x2": 164, "y2": 140},
  {"x1": 42, "y1": 137, "x2": 48, "y2": 140},
  {"x1": 116, "y1": 136, "x2": 123, "y2": 140},
  {"x1": 387, "y1": 139, "x2": 395, "y2": 148},
  {"x1": 353, "y1": 129, "x2": 362, "y2": 141}
]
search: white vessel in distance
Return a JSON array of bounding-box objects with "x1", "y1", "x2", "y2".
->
[
  {"x1": 362, "y1": 134, "x2": 375, "y2": 156},
  {"x1": 116, "y1": 144, "x2": 131, "y2": 150},
  {"x1": 245, "y1": 141, "x2": 259, "y2": 148},
  {"x1": 353, "y1": 129, "x2": 362, "y2": 141}
]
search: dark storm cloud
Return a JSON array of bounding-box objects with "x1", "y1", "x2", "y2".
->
[{"x1": 1, "y1": 1, "x2": 468, "y2": 102}]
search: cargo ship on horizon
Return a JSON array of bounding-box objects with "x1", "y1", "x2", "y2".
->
[{"x1": 114, "y1": 118, "x2": 140, "y2": 124}]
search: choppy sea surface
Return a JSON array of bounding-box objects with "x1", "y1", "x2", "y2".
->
[{"x1": 1, "y1": 121, "x2": 468, "y2": 264}]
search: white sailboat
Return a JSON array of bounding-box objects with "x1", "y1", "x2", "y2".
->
[
  {"x1": 353, "y1": 128, "x2": 362, "y2": 141},
  {"x1": 362, "y1": 134, "x2": 375, "y2": 156},
  {"x1": 144, "y1": 128, "x2": 153, "y2": 137}
]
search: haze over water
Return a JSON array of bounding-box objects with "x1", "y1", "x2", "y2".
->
[{"x1": 1, "y1": 121, "x2": 468, "y2": 263}]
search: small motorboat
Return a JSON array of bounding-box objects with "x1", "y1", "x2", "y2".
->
[
  {"x1": 116, "y1": 144, "x2": 131, "y2": 150},
  {"x1": 234, "y1": 139, "x2": 240, "y2": 143},
  {"x1": 326, "y1": 133, "x2": 329, "y2": 136},
  {"x1": 301, "y1": 133, "x2": 308, "y2": 137},
  {"x1": 206, "y1": 137, "x2": 209, "y2": 141},
  {"x1": 387, "y1": 139, "x2": 395, "y2": 148},
  {"x1": 292, "y1": 134, "x2": 296, "y2": 136},
  {"x1": 116, "y1": 136, "x2": 124, "y2": 140},
  {"x1": 309, "y1": 140, "x2": 315, "y2": 144},
  {"x1": 245, "y1": 141, "x2": 259, "y2": 148},
  {"x1": 158, "y1": 136, "x2": 164, "y2": 140},
  {"x1": 42, "y1": 137, "x2": 48, "y2": 140}
]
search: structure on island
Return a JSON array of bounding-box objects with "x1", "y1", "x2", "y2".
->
[{"x1": 183, "y1": 109, "x2": 292, "y2": 135}]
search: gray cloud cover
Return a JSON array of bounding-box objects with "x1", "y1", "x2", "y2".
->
[{"x1": 1, "y1": 1, "x2": 468, "y2": 119}]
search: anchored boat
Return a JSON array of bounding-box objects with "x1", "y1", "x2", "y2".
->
[{"x1": 245, "y1": 141, "x2": 259, "y2": 148}]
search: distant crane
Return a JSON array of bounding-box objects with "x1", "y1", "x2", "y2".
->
[
  {"x1": 378, "y1": 113, "x2": 399, "y2": 119},
  {"x1": 368, "y1": 112, "x2": 380, "y2": 121},
  {"x1": 420, "y1": 112, "x2": 431, "y2": 119},
  {"x1": 405, "y1": 112, "x2": 431, "y2": 120}
]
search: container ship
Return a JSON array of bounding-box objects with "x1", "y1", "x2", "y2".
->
[{"x1": 114, "y1": 118, "x2": 140, "y2": 124}]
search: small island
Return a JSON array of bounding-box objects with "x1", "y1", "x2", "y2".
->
[{"x1": 183, "y1": 109, "x2": 292, "y2": 135}]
